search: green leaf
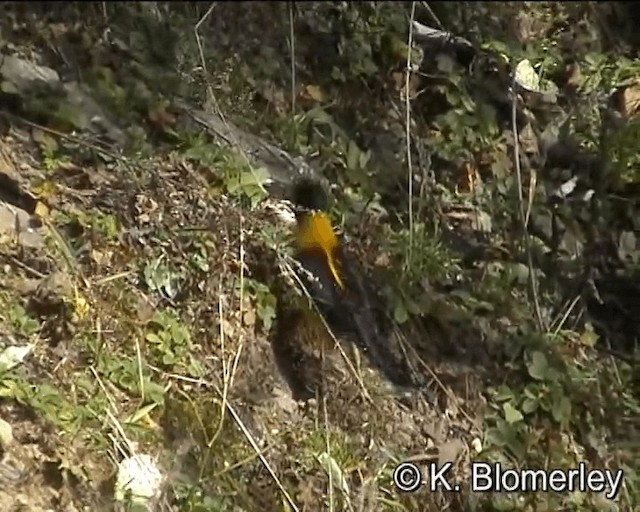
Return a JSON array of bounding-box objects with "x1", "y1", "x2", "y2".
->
[
  {"x1": 145, "y1": 333, "x2": 163, "y2": 345},
  {"x1": 258, "y1": 304, "x2": 276, "y2": 331},
  {"x1": 493, "y1": 385, "x2": 514, "y2": 402},
  {"x1": 124, "y1": 402, "x2": 159, "y2": 425},
  {"x1": 393, "y1": 301, "x2": 409, "y2": 324},
  {"x1": 527, "y1": 351, "x2": 548, "y2": 381},
  {"x1": 523, "y1": 384, "x2": 540, "y2": 400},
  {"x1": 1, "y1": 81, "x2": 19, "y2": 94},
  {"x1": 359, "y1": 149, "x2": 371, "y2": 169},
  {"x1": 508, "y1": 263, "x2": 530, "y2": 285},
  {"x1": 144, "y1": 381, "x2": 167, "y2": 405},
  {"x1": 515, "y1": 59, "x2": 540, "y2": 92},
  {"x1": 317, "y1": 452, "x2": 350, "y2": 495},
  {"x1": 187, "y1": 357, "x2": 205, "y2": 379},
  {"x1": 252, "y1": 166, "x2": 271, "y2": 184},
  {"x1": 503, "y1": 402, "x2": 523, "y2": 424},
  {"x1": 345, "y1": 140, "x2": 360, "y2": 171},
  {"x1": 521, "y1": 397, "x2": 538, "y2": 414},
  {"x1": 551, "y1": 395, "x2": 572, "y2": 425},
  {"x1": 579, "y1": 329, "x2": 598, "y2": 347},
  {"x1": 404, "y1": 298, "x2": 423, "y2": 315},
  {"x1": 493, "y1": 419, "x2": 525, "y2": 458}
]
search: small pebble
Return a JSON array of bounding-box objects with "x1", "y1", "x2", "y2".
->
[{"x1": 0, "y1": 417, "x2": 13, "y2": 450}]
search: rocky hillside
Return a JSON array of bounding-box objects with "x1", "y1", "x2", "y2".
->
[{"x1": 0, "y1": 3, "x2": 637, "y2": 511}]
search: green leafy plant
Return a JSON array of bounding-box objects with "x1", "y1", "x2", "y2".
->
[
  {"x1": 182, "y1": 135, "x2": 269, "y2": 208},
  {"x1": 145, "y1": 308, "x2": 202, "y2": 377},
  {"x1": 388, "y1": 222, "x2": 462, "y2": 324},
  {"x1": 143, "y1": 256, "x2": 184, "y2": 300},
  {"x1": 224, "y1": 166, "x2": 269, "y2": 209},
  {"x1": 6, "y1": 303, "x2": 41, "y2": 336},
  {"x1": 238, "y1": 278, "x2": 277, "y2": 332}
]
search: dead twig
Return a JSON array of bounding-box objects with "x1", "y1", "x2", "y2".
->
[{"x1": 510, "y1": 74, "x2": 546, "y2": 332}]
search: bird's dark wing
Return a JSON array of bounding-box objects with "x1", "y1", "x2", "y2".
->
[
  {"x1": 295, "y1": 242, "x2": 422, "y2": 390},
  {"x1": 293, "y1": 248, "x2": 356, "y2": 337}
]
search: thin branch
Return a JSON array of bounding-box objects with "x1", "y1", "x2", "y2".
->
[
  {"x1": 289, "y1": 2, "x2": 296, "y2": 115},
  {"x1": 405, "y1": 2, "x2": 417, "y2": 272},
  {"x1": 510, "y1": 74, "x2": 545, "y2": 332},
  {"x1": 193, "y1": 2, "x2": 217, "y2": 108}
]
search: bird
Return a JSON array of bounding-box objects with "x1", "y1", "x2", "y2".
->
[{"x1": 270, "y1": 176, "x2": 421, "y2": 399}]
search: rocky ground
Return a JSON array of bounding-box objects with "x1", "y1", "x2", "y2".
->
[{"x1": 0, "y1": 3, "x2": 638, "y2": 512}]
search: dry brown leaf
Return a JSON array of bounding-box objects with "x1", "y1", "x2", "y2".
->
[
  {"x1": 261, "y1": 84, "x2": 287, "y2": 117},
  {"x1": 147, "y1": 104, "x2": 176, "y2": 131},
  {"x1": 221, "y1": 319, "x2": 235, "y2": 338},
  {"x1": 33, "y1": 201, "x2": 49, "y2": 219},
  {"x1": 0, "y1": 142, "x2": 16, "y2": 179},
  {"x1": 390, "y1": 71, "x2": 421, "y2": 99},
  {"x1": 374, "y1": 252, "x2": 390, "y2": 267},
  {"x1": 565, "y1": 62, "x2": 583, "y2": 89},
  {"x1": 621, "y1": 80, "x2": 640, "y2": 117},
  {"x1": 303, "y1": 84, "x2": 325, "y2": 103},
  {"x1": 391, "y1": 71, "x2": 404, "y2": 90},
  {"x1": 456, "y1": 162, "x2": 481, "y2": 194},
  {"x1": 243, "y1": 309, "x2": 256, "y2": 327},
  {"x1": 519, "y1": 123, "x2": 539, "y2": 154},
  {"x1": 90, "y1": 249, "x2": 112, "y2": 267}
]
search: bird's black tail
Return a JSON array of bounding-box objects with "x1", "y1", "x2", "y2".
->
[{"x1": 289, "y1": 177, "x2": 422, "y2": 392}]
